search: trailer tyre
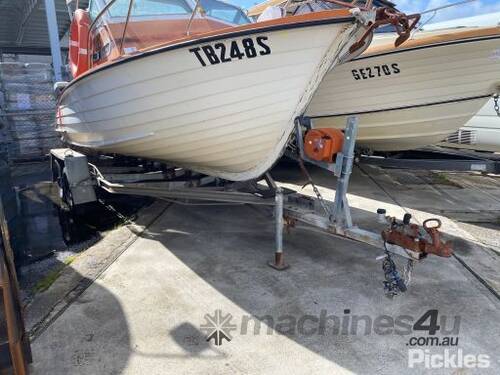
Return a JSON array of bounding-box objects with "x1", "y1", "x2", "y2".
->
[
  {"x1": 57, "y1": 206, "x2": 82, "y2": 245},
  {"x1": 51, "y1": 159, "x2": 69, "y2": 205},
  {"x1": 62, "y1": 175, "x2": 75, "y2": 210}
]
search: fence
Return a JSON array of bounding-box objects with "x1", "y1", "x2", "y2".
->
[{"x1": 0, "y1": 62, "x2": 61, "y2": 163}]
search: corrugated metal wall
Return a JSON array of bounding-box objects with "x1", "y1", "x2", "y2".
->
[{"x1": 0, "y1": 0, "x2": 86, "y2": 49}]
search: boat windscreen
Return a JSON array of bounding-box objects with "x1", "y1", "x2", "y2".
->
[
  {"x1": 89, "y1": 0, "x2": 250, "y2": 23},
  {"x1": 89, "y1": 0, "x2": 192, "y2": 20},
  {"x1": 199, "y1": 0, "x2": 251, "y2": 25},
  {"x1": 86, "y1": 0, "x2": 253, "y2": 68}
]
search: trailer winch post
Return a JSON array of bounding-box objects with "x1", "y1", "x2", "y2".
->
[
  {"x1": 331, "y1": 116, "x2": 358, "y2": 229},
  {"x1": 294, "y1": 115, "x2": 359, "y2": 229},
  {"x1": 284, "y1": 115, "x2": 425, "y2": 264}
]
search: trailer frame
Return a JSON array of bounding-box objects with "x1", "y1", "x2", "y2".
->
[
  {"x1": 50, "y1": 117, "x2": 426, "y2": 276},
  {"x1": 358, "y1": 146, "x2": 500, "y2": 174}
]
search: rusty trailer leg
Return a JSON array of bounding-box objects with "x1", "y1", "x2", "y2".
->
[{"x1": 268, "y1": 188, "x2": 289, "y2": 270}]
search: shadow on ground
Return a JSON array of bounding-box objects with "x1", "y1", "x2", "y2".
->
[
  {"x1": 129, "y1": 199, "x2": 499, "y2": 373},
  {"x1": 29, "y1": 264, "x2": 132, "y2": 374}
]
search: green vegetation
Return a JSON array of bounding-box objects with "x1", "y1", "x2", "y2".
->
[
  {"x1": 33, "y1": 255, "x2": 78, "y2": 293},
  {"x1": 431, "y1": 173, "x2": 461, "y2": 187}
]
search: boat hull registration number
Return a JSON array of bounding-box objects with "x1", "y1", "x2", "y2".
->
[
  {"x1": 190, "y1": 36, "x2": 271, "y2": 67},
  {"x1": 351, "y1": 63, "x2": 400, "y2": 80}
]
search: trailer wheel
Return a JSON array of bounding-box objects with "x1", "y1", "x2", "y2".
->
[
  {"x1": 57, "y1": 206, "x2": 85, "y2": 245},
  {"x1": 61, "y1": 175, "x2": 75, "y2": 209},
  {"x1": 51, "y1": 159, "x2": 63, "y2": 193},
  {"x1": 51, "y1": 157, "x2": 61, "y2": 183}
]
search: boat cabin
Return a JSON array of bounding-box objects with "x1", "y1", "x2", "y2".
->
[{"x1": 69, "y1": 0, "x2": 251, "y2": 76}]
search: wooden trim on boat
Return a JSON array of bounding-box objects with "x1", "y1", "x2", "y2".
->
[
  {"x1": 362, "y1": 26, "x2": 500, "y2": 59},
  {"x1": 309, "y1": 94, "x2": 493, "y2": 118},
  {"x1": 247, "y1": 0, "x2": 396, "y2": 17},
  {"x1": 62, "y1": 9, "x2": 354, "y2": 97}
]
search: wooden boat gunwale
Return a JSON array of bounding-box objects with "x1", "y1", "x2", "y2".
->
[{"x1": 360, "y1": 26, "x2": 500, "y2": 59}]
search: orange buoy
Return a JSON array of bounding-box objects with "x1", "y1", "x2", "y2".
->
[
  {"x1": 304, "y1": 128, "x2": 344, "y2": 163},
  {"x1": 69, "y1": 9, "x2": 91, "y2": 78}
]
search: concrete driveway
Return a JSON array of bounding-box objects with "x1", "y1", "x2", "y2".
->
[{"x1": 30, "y1": 164, "x2": 500, "y2": 374}]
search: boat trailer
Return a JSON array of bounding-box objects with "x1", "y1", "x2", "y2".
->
[
  {"x1": 358, "y1": 146, "x2": 500, "y2": 174},
  {"x1": 50, "y1": 117, "x2": 452, "y2": 297}
]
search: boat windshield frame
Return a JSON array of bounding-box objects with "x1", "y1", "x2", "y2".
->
[
  {"x1": 88, "y1": 0, "x2": 250, "y2": 26},
  {"x1": 89, "y1": 0, "x2": 194, "y2": 21},
  {"x1": 87, "y1": 0, "x2": 251, "y2": 67}
]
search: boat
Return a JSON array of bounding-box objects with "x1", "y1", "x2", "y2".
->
[
  {"x1": 440, "y1": 97, "x2": 500, "y2": 152},
  {"x1": 306, "y1": 26, "x2": 500, "y2": 152},
  {"x1": 250, "y1": 1, "x2": 500, "y2": 152},
  {"x1": 56, "y1": 0, "x2": 416, "y2": 181}
]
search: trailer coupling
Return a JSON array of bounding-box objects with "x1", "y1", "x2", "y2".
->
[{"x1": 382, "y1": 214, "x2": 453, "y2": 258}]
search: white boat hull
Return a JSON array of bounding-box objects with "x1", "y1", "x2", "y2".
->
[
  {"x1": 312, "y1": 97, "x2": 489, "y2": 151},
  {"x1": 58, "y1": 20, "x2": 362, "y2": 181},
  {"x1": 306, "y1": 30, "x2": 500, "y2": 151}
]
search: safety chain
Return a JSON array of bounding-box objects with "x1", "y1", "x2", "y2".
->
[
  {"x1": 382, "y1": 251, "x2": 405, "y2": 298},
  {"x1": 381, "y1": 242, "x2": 414, "y2": 297},
  {"x1": 298, "y1": 158, "x2": 332, "y2": 217},
  {"x1": 494, "y1": 94, "x2": 500, "y2": 117},
  {"x1": 403, "y1": 258, "x2": 414, "y2": 287}
]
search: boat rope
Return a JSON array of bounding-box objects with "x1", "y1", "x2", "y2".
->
[
  {"x1": 419, "y1": 0, "x2": 478, "y2": 16},
  {"x1": 494, "y1": 94, "x2": 500, "y2": 117},
  {"x1": 410, "y1": 0, "x2": 479, "y2": 38}
]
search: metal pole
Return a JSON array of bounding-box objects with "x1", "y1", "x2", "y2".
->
[
  {"x1": 118, "y1": 0, "x2": 135, "y2": 54},
  {"x1": 44, "y1": 0, "x2": 63, "y2": 81},
  {"x1": 268, "y1": 187, "x2": 289, "y2": 270},
  {"x1": 331, "y1": 116, "x2": 358, "y2": 228},
  {"x1": 186, "y1": 0, "x2": 201, "y2": 36},
  {"x1": 275, "y1": 188, "x2": 283, "y2": 254}
]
